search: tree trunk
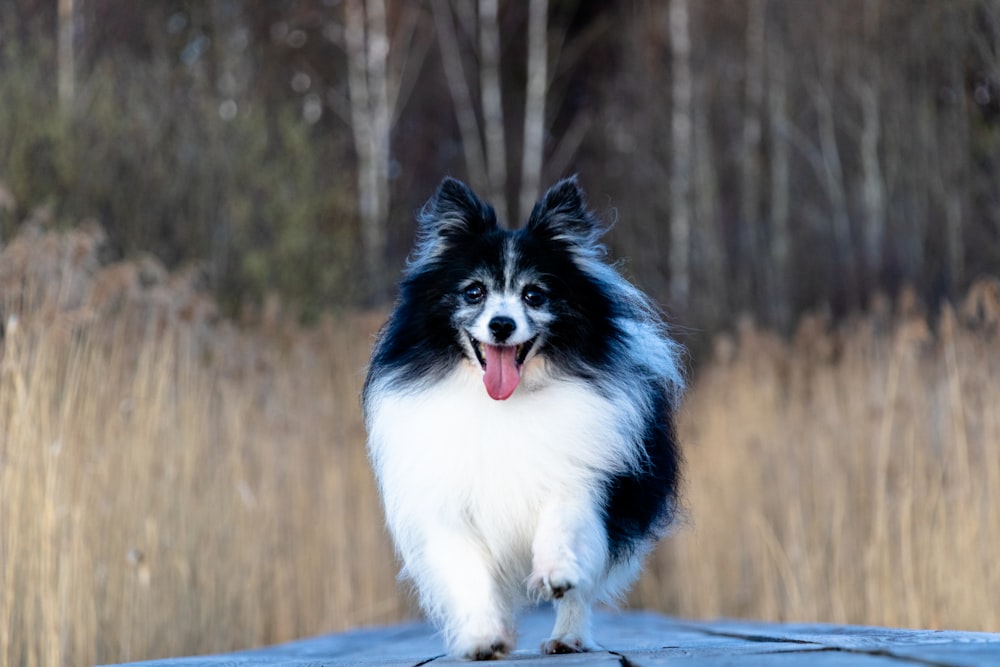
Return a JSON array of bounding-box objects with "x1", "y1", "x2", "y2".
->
[
  {"x1": 739, "y1": 0, "x2": 766, "y2": 311},
  {"x1": 858, "y1": 0, "x2": 885, "y2": 291},
  {"x1": 344, "y1": 0, "x2": 391, "y2": 301},
  {"x1": 431, "y1": 0, "x2": 488, "y2": 191},
  {"x1": 668, "y1": 0, "x2": 693, "y2": 313},
  {"x1": 940, "y1": 4, "x2": 968, "y2": 291},
  {"x1": 58, "y1": 0, "x2": 76, "y2": 111},
  {"x1": 519, "y1": 0, "x2": 548, "y2": 222},
  {"x1": 693, "y1": 84, "x2": 726, "y2": 329},
  {"x1": 478, "y1": 0, "x2": 509, "y2": 224},
  {"x1": 767, "y1": 17, "x2": 791, "y2": 332},
  {"x1": 814, "y1": 25, "x2": 855, "y2": 311}
]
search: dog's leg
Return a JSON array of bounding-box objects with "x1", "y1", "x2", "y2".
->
[
  {"x1": 527, "y1": 499, "x2": 606, "y2": 653},
  {"x1": 542, "y1": 592, "x2": 601, "y2": 654},
  {"x1": 415, "y1": 533, "x2": 515, "y2": 660}
]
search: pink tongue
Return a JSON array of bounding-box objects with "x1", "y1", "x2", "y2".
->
[{"x1": 482, "y1": 344, "x2": 521, "y2": 400}]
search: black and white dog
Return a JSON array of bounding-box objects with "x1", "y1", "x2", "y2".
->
[{"x1": 362, "y1": 177, "x2": 684, "y2": 659}]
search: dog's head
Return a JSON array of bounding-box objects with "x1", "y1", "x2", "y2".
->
[{"x1": 401, "y1": 176, "x2": 615, "y2": 400}]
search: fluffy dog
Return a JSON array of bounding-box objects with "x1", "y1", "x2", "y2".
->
[{"x1": 362, "y1": 177, "x2": 684, "y2": 659}]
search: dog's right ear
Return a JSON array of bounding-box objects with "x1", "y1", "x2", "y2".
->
[
  {"x1": 417, "y1": 177, "x2": 498, "y2": 242},
  {"x1": 409, "y1": 178, "x2": 498, "y2": 268}
]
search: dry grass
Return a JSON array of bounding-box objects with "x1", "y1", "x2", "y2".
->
[
  {"x1": 640, "y1": 283, "x2": 1000, "y2": 631},
  {"x1": 2, "y1": 226, "x2": 999, "y2": 666},
  {"x1": 0, "y1": 226, "x2": 403, "y2": 667}
]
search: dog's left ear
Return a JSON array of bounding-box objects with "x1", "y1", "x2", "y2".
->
[{"x1": 526, "y1": 176, "x2": 602, "y2": 249}]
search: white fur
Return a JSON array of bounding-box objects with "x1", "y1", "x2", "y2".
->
[
  {"x1": 365, "y1": 355, "x2": 648, "y2": 658},
  {"x1": 468, "y1": 291, "x2": 535, "y2": 345}
]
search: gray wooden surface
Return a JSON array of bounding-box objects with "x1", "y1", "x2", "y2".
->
[{"x1": 101, "y1": 609, "x2": 1000, "y2": 667}]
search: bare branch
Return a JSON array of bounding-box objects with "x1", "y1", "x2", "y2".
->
[
  {"x1": 546, "y1": 109, "x2": 593, "y2": 183},
  {"x1": 386, "y1": 2, "x2": 431, "y2": 124}
]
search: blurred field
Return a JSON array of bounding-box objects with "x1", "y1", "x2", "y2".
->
[{"x1": 2, "y1": 226, "x2": 999, "y2": 666}]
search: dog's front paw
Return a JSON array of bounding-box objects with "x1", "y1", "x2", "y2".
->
[
  {"x1": 527, "y1": 559, "x2": 584, "y2": 601},
  {"x1": 451, "y1": 621, "x2": 515, "y2": 661},
  {"x1": 456, "y1": 636, "x2": 512, "y2": 661},
  {"x1": 527, "y1": 570, "x2": 573, "y2": 601},
  {"x1": 541, "y1": 634, "x2": 599, "y2": 654}
]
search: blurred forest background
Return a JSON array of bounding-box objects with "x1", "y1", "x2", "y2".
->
[
  {"x1": 2, "y1": 0, "x2": 998, "y2": 335},
  {"x1": 2, "y1": 2, "x2": 1000, "y2": 667}
]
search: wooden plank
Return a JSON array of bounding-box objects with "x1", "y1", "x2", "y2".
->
[
  {"x1": 104, "y1": 621, "x2": 443, "y2": 667},
  {"x1": 433, "y1": 651, "x2": 623, "y2": 666},
  {"x1": 619, "y1": 648, "x2": 910, "y2": 666},
  {"x1": 588, "y1": 610, "x2": 813, "y2": 651},
  {"x1": 695, "y1": 618, "x2": 1000, "y2": 649},
  {"x1": 672, "y1": 618, "x2": 1000, "y2": 667},
  {"x1": 100, "y1": 609, "x2": 1000, "y2": 667},
  {"x1": 592, "y1": 612, "x2": 904, "y2": 666}
]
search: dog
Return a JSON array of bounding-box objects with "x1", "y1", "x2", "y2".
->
[{"x1": 362, "y1": 176, "x2": 684, "y2": 659}]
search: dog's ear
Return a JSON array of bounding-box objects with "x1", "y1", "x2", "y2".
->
[
  {"x1": 409, "y1": 178, "x2": 498, "y2": 269},
  {"x1": 418, "y1": 177, "x2": 498, "y2": 240},
  {"x1": 526, "y1": 176, "x2": 602, "y2": 250}
]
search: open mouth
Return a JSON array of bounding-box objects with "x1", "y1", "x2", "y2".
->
[
  {"x1": 468, "y1": 333, "x2": 538, "y2": 401},
  {"x1": 469, "y1": 335, "x2": 536, "y2": 369}
]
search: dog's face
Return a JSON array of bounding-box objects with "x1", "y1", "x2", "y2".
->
[
  {"x1": 449, "y1": 240, "x2": 555, "y2": 400},
  {"x1": 397, "y1": 177, "x2": 615, "y2": 400}
]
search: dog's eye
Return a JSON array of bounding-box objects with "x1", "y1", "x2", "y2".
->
[
  {"x1": 522, "y1": 285, "x2": 547, "y2": 308},
  {"x1": 463, "y1": 283, "x2": 486, "y2": 304}
]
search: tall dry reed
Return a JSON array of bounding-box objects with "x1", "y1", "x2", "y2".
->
[
  {"x1": 3, "y1": 226, "x2": 999, "y2": 667},
  {"x1": 640, "y1": 283, "x2": 1000, "y2": 631},
  {"x1": 0, "y1": 226, "x2": 403, "y2": 667}
]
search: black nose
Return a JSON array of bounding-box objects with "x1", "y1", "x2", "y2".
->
[{"x1": 488, "y1": 316, "x2": 516, "y2": 342}]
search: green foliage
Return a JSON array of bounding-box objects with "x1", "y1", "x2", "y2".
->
[
  {"x1": 0, "y1": 42, "x2": 360, "y2": 318},
  {"x1": 220, "y1": 106, "x2": 360, "y2": 319},
  {"x1": 0, "y1": 44, "x2": 71, "y2": 235}
]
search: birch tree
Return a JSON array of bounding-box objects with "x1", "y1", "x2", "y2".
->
[
  {"x1": 519, "y1": 0, "x2": 549, "y2": 221},
  {"x1": 739, "y1": 0, "x2": 766, "y2": 309},
  {"x1": 693, "y1": 85, "x2": 727, "y2": 329},
  {"x1": 344, "y1": 0, "x2": 390, "y2": 297},
  {"x1": 342, "y1": 0, "x2": 427, "y2": 299},
  {"x1": 939, "y1": 3, "x2": 970, "y2": 288},
  {"x1": 478, "y1": 0, "x2": 511, "y2": 223},
  {"x1": 766, "y1": 20, "x2": 791, "y2": 331},
  {"x1": 857, "y1": 0, "x2": 886, "y2": 288},
  {"x1": 668, "y1": 0, "x2": 693, "y2": 312},
  {"x1": 58, "y1": 0, "x2": 76, "y2": 111}
]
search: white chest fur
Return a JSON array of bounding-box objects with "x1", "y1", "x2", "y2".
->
[{"x1": 366, "y1": 363, "x2": 637, "y2": 570}]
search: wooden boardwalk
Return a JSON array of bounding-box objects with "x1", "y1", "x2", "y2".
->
[{"x1": 104, "y1": 609, "x2": 1000, "y2": 667}]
